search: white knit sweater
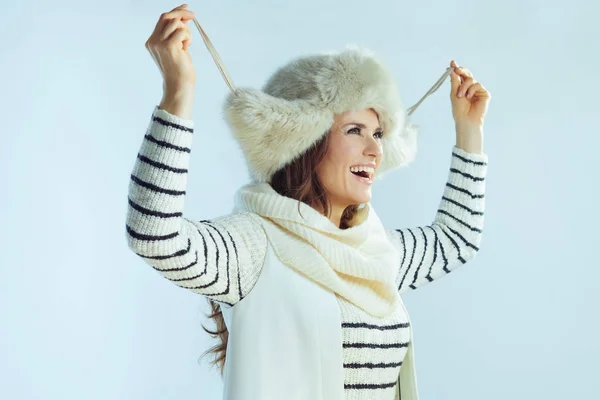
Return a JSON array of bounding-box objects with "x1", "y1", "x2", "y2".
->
[{"x1": 126, "y1": 106, "x2": 488, "y2": 399}]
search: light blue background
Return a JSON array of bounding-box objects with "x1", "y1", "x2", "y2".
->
[{"x1": 1, "y1": 0, "x2": 597, "y2": 399}]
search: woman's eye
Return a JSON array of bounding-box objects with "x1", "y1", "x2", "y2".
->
[{"x1": 348, "y1": 127, "x2": 383, "y2": 138}]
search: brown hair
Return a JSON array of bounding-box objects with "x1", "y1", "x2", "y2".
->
[{"x1": 198, "y1": 129, "x2": 360, "y2": 375}]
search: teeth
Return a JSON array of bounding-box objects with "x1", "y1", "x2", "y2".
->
[
  {"x1": 349, "y1": 166, "x2": 375, "y2": 179},
  {"x1": 349, "y1": 166, "x2": 375, "y2": 173}
]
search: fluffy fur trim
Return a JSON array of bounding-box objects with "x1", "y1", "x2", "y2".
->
[{"x1": 223, "y1": 45, "x2": 419, "y2": 183}]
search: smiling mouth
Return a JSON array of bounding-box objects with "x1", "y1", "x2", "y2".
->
[
  {"x1": 350, "y1": 169, "x2": 374, "y2": 180},
  {"x1": 350, "y1": 170, "x2": 374, "y2": 185},
  {"x1": 351, "y1": 170, "x2": 370, "y2": 178}
]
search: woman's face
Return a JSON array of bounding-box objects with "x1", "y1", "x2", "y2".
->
[{"x1": 316, "y1": 108, "x2": 384, "y2": 217}]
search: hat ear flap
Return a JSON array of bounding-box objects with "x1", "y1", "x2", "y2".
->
[{"x1": 223, "y1": 88, "x2": 334, "y2": 183}]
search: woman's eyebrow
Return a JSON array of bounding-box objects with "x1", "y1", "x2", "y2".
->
[{"x1": 344, "y1": 122, "x2": 382, "y2": 131}]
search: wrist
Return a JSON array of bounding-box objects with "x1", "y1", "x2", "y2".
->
[
  {"x1": 455, "y1": 120, "x2": 483, "y2": 135},
  {"x1": 159, "y1": 89, "x2": 194, "y2": 120},
  {"x1": 455, "y1": 122, "x2": 484, "y2": 154},
  {"x1": 162, "y1": 86, "x2": 194, "y2": 102}
]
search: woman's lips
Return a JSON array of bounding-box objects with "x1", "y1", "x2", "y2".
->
[{"x1": 351, "y1": 172, "x2": 373, "y2": 185}]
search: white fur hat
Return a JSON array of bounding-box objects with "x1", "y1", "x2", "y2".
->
[{"x1": 221, "y1": 45, "x2": 420, "y2": 184}]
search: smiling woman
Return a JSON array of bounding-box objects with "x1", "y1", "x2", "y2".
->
[
  {"x1": 314, "y1": 108, "x2": 384, "y2": 227},
  {"x1": 269, "y1": 107, "x2": 384, "y2": 230},
  {"x1": 127, "y1": 5, "x2": 490, "y2": 400}
]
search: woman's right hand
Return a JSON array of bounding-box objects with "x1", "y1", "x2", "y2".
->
[{"x1": 145, "y1": 4, "x2": 197, "y2": 93}]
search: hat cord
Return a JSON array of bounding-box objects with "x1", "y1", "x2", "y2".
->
[
  {"x1": 192, "y1": 18, "x2": 236, "y2": 93},
  {"x1": 192, "y1": 18, "x2": 454, "y2": 117},
  {"x1": 406, "y1": 67, "x2": 454, "y2": 116}
]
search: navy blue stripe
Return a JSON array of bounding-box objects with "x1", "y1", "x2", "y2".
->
[
  {"x1": 433, "y1": 227, "x2": 450, "y2": 274},
  {"x1": 137, "y1": 153, "x2": 188, "y2": 174},
  {"x1": 441, "y1": 196, "x2": 483, "y2": 216},
  {"x1": 437, "y1": 209, "x2": 482, "y2": 233},
  {"x1": 450, "y1": 168, "x2": 485, "y2": 181},
  {"x1": 134, "y1": 238, "x2": 192, "y2": 261},
  {"x1": 223, "y1": 229, "x2": 243, "y2": 300},
  {"x1": 408, "y1": 227, "x2": 428, "y2": 289},
  {"x1": 434, "y1": 222, "x2": 467, "y2": 262},
  {"x1": 153, "y1": 250, "x2": 199, "y2": 274},
  {"x1": 343, "y1": 342, "x2": 408, "y2": 349},
  {"x1": 126, "y1": 224, "x2": 178, "y2": 241},
  {"x1": 128, "y1": 197, "x2": 182, "y2": 218},
  {"x1": 342, "y1": 322, "x2": 409, "y2": 330},
  {"x1": 409, "y1": 226, "x2": 437, "y2": 289},
  {"x1": 452, "y1": 151, "x2": 487, "y2": 166},
  {"x1": 345, "y1": 381, "x2": 397, "y2": 390},
  {"x1": 144, "y1": 133, "x2": 191, "y2": 153},
  {"x1": 446, "y1": 182, "x2": 484, "y2": 198},
  {"x1": 442, "y1": 224, "x2": 479, "y2": 251},
  {"x1": 344, "y1": 361, "x2": 403, "y2": 369},
  {"x1": 397, "y1": 228, "x2": 417, "y2": 290},
  {"x1": 153, "y1": 115, "x2": 194, "y2": 133},
  {"x1": 130, "y1": 174, "x2": 185, "y2": 196}
]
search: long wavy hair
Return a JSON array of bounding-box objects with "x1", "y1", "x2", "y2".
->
[{"x1": 198, "y1": 129, "x2": 360, "y2": 376}]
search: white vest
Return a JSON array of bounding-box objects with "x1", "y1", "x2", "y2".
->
[{"x1": 221, "y1": 241, "x2": 419, "y2": 400}]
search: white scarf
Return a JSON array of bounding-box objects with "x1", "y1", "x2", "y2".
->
[{"x1": 233, "y1": 183, "x2": 401, "y2": 318}]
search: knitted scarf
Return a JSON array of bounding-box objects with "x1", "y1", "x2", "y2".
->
[{"x1": 233, "y1": 182, "x2": 401, "y2": 318}]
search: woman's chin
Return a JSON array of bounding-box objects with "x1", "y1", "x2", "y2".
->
[{"x1": 348, "y1": 189, "x2": 372, "y2": 205}]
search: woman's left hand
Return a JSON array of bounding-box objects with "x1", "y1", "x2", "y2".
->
[{"x1": 449, "y1": 60, "x2": 491, "y2": 128}]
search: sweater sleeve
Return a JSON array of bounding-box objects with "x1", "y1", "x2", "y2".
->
[
  {"x1": 125, "y1": 106, "x2": 268, "y2": 307},
  {"x1": 385, "y1": 146, "x2": 488, "y2": 295}
]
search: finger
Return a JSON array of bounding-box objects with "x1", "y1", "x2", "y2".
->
[
  {"x1": 151, "y1": 11, "x2": 193, "y2": 45},
  {"x1": 455, "y1": 66, "x2": 473, "y2": 79},
  {"x1": 450, "y1": 70, "x2": 461, "y2": 94},
  {"x1": 156, "y1": 9, "x2": 196, "y2": 33},
  {"x1": 458, "y1": 77, "x2": 476, "y2": 97},
  {"x1": 169, "y1": 4, "x2": 186, "y2": 12},
  {"x1": 163, "y1": 9, "x2": 196, "y2": 22},
  {"x1": 161, "y1": 19, "x2": 184, "y2": 41},
  {"x1": 167, "y1": 19, "x2": 191, "y2": 41},
  {"x1": 181, "y1": 20, "x2": 193, "y2": 50},
  {"x1": 468, "y1": 85, "x2": 491, "y2": 100},
  {"x1": 465, "y1": 82, "x2": 482, "y2": 99},
  {"x1": 168, "y1": 28, "x2": 191, "y2": 50}
]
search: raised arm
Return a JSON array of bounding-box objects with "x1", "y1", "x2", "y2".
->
[
  {"x1": 386, "y1": 146, "x2": 488, "y2": 295},
  {"x1": 125, "y1": 107, "x2": 268, "y2": 306}
]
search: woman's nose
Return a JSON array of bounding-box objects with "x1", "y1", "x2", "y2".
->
[{"x1": 365, "y1": 140, "x2": 383, "y2": 159}]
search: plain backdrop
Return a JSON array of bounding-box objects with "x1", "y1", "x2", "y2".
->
[{"x1": 1, "y1": 0, "x2": 598, "y2": 399}]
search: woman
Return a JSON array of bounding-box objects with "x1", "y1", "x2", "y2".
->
[{"x1": 126, "y1": 4, "x2": 490, "y2": 400}]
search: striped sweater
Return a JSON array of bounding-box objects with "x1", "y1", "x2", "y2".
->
[{"x1": 126, "y1": 106, "x2": 488, "y2": 399}]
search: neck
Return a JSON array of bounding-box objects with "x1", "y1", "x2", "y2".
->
[
  {"x1": 312, "y1": 200, "x2": 347, "y2": 229},
  {"x1": 328, "y1": 206, "x2": 345, "y2": 228}
]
